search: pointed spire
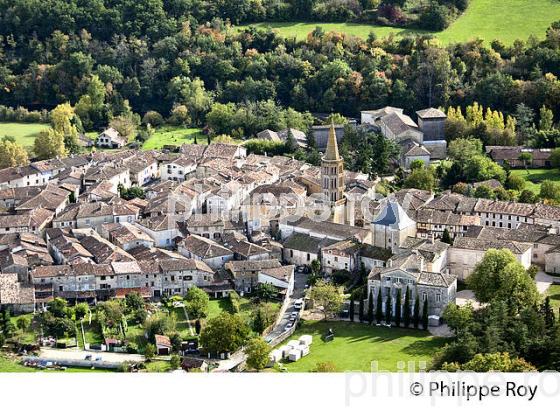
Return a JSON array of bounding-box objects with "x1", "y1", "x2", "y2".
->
[{"x1": 324, "y1": 119, "x2": 340, "y2": 161}]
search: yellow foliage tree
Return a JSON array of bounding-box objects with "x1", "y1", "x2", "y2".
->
[
  {"x1": 51, "y1": 103, "x2": 80, "y2": 153},
  {"x1": 0, "y1": 139, "x2": 29, "y2": 168},
  {"x1": 34, "y1": 128, "x2": 67, "y2": 160}
]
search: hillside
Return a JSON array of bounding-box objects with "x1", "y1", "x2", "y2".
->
[{"x1": 238, "y1": 0, "x2": 560, "y2": 44}]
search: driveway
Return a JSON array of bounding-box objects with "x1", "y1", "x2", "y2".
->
[{"x1": 536, "y1": 270, "x2": 555, "y2": 294}]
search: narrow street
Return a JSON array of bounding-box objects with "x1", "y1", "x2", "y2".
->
[{"x1": 265, "y1": 271, "x2": 307, "y2": 344}]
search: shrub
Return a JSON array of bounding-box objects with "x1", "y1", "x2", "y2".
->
[
  {"x1": 418, "y1": 4, "x2": 452, "y2": 31},
  {"x1": 229, "y1": 291, "x2": 241, "y2": 314},
  {"x1": 144, "y1": 344, "x2": 156, "y2": 360},
  {"x1": 506, "y1": 174, "x2": 526, "y2": 191},
  {"x1": 170, "y1": 354, "x2": 182, "y2": 369},
  {"x1": 142, "y1": 111, "x2": 164, "y2": 127}
]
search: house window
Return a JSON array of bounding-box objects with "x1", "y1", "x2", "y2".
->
[
  {"x1": 423, "y1": 292, "x2": 427, "y2": 301},
  {"x1": 307, "y1": 253, "x2": 310, "y2": 261},
  {"x1": 185, "y1": 275, "x2": 193, "y2": 281},
  {"x1": 290, "y1": 250, "x2": 294, "y2": 258},
  {"x1": 436, "y1": 293, "x2": 441, "y2": 303}
]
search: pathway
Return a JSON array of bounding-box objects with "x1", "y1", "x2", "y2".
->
[{"x1": 181, "y1": 305, "x2": 195, "y2": 337}]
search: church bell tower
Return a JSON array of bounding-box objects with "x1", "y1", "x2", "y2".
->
[{"x1": 321, "y1": 122, "x2": 346, "y2": 222}]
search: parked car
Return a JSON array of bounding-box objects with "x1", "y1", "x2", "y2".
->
[
  {"x1": 290, "y1": 311, "x2": 299, "y2": 320},
  {"x1": 294, "y1": 299, "x2": 304, "y2": 310},
  {"x1": 284, "y1": 321, "x2": 295, "y2": 331},
  {"x1": 296, "y1": 266, "x2": 305, "y2": 274},
  {"x1": 84, "y1": 355, "x2": 92, "y2": 361}
]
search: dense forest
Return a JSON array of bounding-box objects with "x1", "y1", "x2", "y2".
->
[{"x1": 0, "y1": 0, "x2": 559, "y2": 137}]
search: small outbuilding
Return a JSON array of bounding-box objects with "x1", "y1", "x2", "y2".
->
[{"x1": 155, "y1": 334, "x2": 172, "y2": 355}]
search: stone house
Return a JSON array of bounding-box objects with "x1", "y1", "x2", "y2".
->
[
  {"x1": 449, "y1": 237, "x2": 532, "y2": 280},
  {"x1": 367, "y1": 250, "x2": 457, "y2": 318},
  {"x1": 177, "y1": 234, "x2": 234, "y2": 269},
  {"x1": 0, "y1": 208, "x2": 54, "y2": 235},
  {"x1": 96, "y1": 128, "x2": 126, "y2": 148},
  {"x1": 160, "y1": 156, "x2": 197, "y2": 182},
  {"x1": 225, "y1": 259, "x2": 283, "y2": 294},
  {"x1": 282, "y1": 233, "x2": 337, "y2": 267},
  {"x1": 416, "y1": 108, "x2": 446, "y2": 142},
  {"x1": 135, "y1": 215, "x2": 183, "y2": 248},
  {"x1": 0, "y1": 274, "x2": 35, "y2": 313},
  {"x1": 0, "y1": 165, "x2": 49, "y2": 189},
  {"x1": 414, "y1": 209, "x2": 481, "y2": 240}
]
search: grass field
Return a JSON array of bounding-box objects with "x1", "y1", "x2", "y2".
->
[
  {"x1": 142, "y1": 126, "x2": 204, "y2": 150},
  {"x1": 510, "y1": 168, "x2": 560, "y2": 195},
  {"x1": 279, "y1": 321, "x2": 448, "y2": 372},
  {"x1": 546, "y1": 284, "x2": 560, "y2": 314},
  {"x1": 0, "y1": 122, "x2": 49, "y2": 147},
  {"x1": 238, "y1": 22, "x2": 425, "y2": 40},
  {"x1": 238, "y1": 0, "x2": 560, "y2": 44}
]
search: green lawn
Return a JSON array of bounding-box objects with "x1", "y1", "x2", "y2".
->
[
  {"x1": 172, "y1": 307, "x2": 195, "y2": 338},
  {"x1": 0, "y1": 122, "x2": 49, "y2": 147},
  {"x1": 144, "y1": 360, "x2": 173, "y2": 372},
  {"x1": 141, "y1": 126, "x2": 204, "y2": 150},
  {"x1": 546, "y1": 284, "x2": 560, "y2": 314},
  {"x1": 279, "y1": 321, "x2": 448, "y2": 372},
  {"x1": 238, "y1": 22, "x2": 426, "y2": 41},
  {"x1": 238, "y1": 0, "x2": 560, "y2": 44},
  {"x1": 510, "y1": 168, "x2": 560, "y2": 195}
]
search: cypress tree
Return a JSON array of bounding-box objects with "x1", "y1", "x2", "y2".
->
[
  {"x1": 375, "y1": 287, "x2": 383, "y2": 324},
  {"x1": 395, "y1": 288, "x2": 402, "y2": 327},
  {"x1": 403, "y1": 286, "x2": 411, "y2": 328},
  {"x1": 367, "y1": 290, "x2": 374, "y2": 324},
  {"x1": 349, "y1": 295, "x2": 355, "y2": 322},
  {"x1": 441, "y1": 228, "x2": 453, "y2": 245},
  {"x1": 385, "y1": 292, "x2": 392, "y2": 325},
  {"x1": 422, "y1": 298, "x2": 429, "y2": 330},
  {"x1": 358, "y1": 294, "x2": 365, "y2": 322},
  {"x1": 413, "y1": 293, "x2": 420, "y2": 329},
  {"x1": 542, "y1": 296, "x2": 555, "y2": 330}
]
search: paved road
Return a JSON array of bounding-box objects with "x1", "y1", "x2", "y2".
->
[
  {"x1": 265, "y1": 271, "x2": 307, "y2": 344},
  {"x1": 536, "y1": 270, "x2": 556, "y2": 294},
  {"x1": 39, "y1": 347, "x2": 145, "y2": 364}
]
